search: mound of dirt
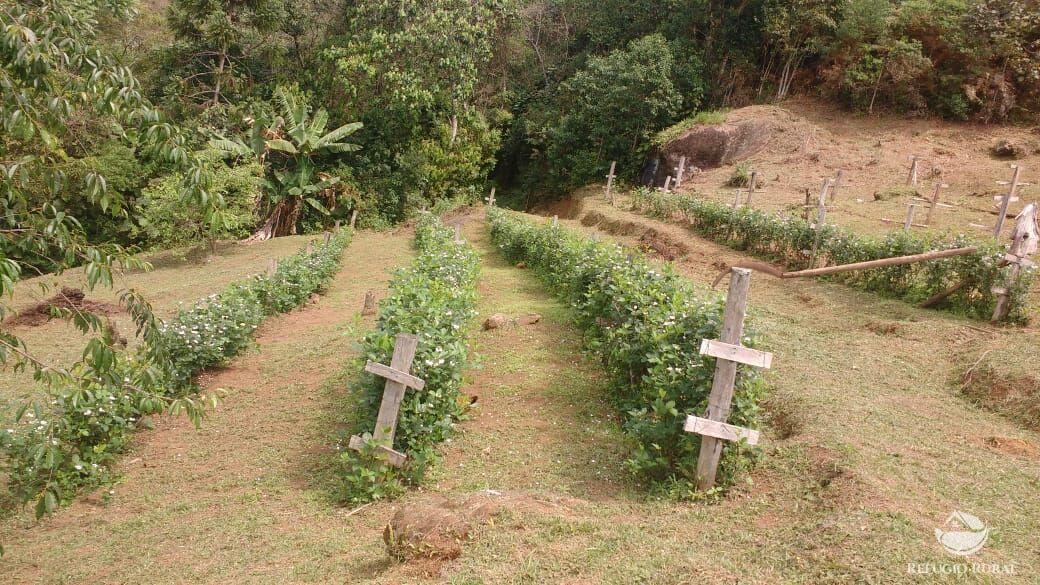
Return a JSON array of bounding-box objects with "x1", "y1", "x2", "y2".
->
[
  {"x1": 4, "y1": 287, "x2": 121, "y2": 327},
  {"x1": 961, "y1": 364, "x2": 1040, "y2": 432},
  {"x1": 383, "y1": 490, "x2": 579, "y2": 561},
  {"x1": 642, "y1": 110, "x2": 787, "y2": 186},
  {"x1": 580, "y1": 211, "x2": 689, "y2": 259}
]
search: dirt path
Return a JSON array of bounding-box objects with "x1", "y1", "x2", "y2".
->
[{"x1": 0, "y1": 230, "x2": 415, "y2": 584}]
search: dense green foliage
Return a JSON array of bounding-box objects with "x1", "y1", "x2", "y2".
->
[
  {"x1": 629, "y1": 188, "x2": 1034, "y2": 322},
  {"x1": 338, "y1": 215, "x2": 479, "y2": 504},
  {"x1": 0, "y1": 231, "x2": 351, "y2": 518},
  {"x1": 487, "y1": 208, "x2": 765, "y2": 497}
]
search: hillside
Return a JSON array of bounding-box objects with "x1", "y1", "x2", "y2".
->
[{"x1": 648, "y1": 99, "x2": 1040, "y2": 239}]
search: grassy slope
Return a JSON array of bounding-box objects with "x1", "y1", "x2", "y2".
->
[
  {"x1": 0, "y1": 236, "x2": 315, "y2": 411},
  {"x1": 1, "y1": 210, "x2": 1037, "y2": 583}
]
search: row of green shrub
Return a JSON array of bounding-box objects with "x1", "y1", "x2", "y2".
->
[
  {"x1": 339, "y1": 214, "x2": 479, "y2": 503},
  {"x1": 629, "y1": 188, "x2": 1032, "y2": 322},
  {"x1": 1, "y1": 231, "x2": 353, "y2": 517},
  {"x1": 487, "y1": 208, "x2": 765, "y2": 498}
]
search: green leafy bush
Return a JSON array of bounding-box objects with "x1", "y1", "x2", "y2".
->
[
  {"x1": 487, "y1": 208, "x2": 765, "y2": 497},
  {"x1": 725, "y1": 162, "x2": 753, "y2": 188},
  {"x1": 338, "y1": 214, "x2": 479, "y2": 504},
  {"x1": 629, "y1": 188, "x2": 1032, "y2": 322},
  {"x1": 1, "y1": 231, "x2": 353, "y2": 515}
]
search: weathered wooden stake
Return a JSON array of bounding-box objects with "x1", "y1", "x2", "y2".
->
[
  {"x1": 732, "y1": 190, "x2": 742, "y2": 209},
  {"x1": 552, "y1": 215, "x2": 559, "y2": 227},
  {"x1": 925, "y1": 183, "x2": 947, "y2": 226},
  {"x1": 306, "y1": 242, "x2": 314, "y2": 254},
  {"x1": 663, "y1": 176, "x2": 673, "y2": 192},
  {"x1": 350, "y1": 209, "x2": 359, "y2": 229},
  {"x1": 675, "y1": 156, "x2": 687, "y2": 188},
  {"x1": 994, "y1": 165, "x2": 1023, "y2": 236},
  {"x1": 605, "y1": 161, "x2": 617, "y2": 205},
  {"x1": 809, "y1": 178, "x2": 831, "y2": 268},
  {"x1": 486, "y1": 186, "x2": 496, "y2": 206},
  {"x1": 348, "y1": 334, "x2": 424, "y2": 466},
  {"x1": 804, "y1": 189, "x2": 812, "y2": 222},
  {"x1": 907, "y1": 156, "x2": 920, "y2": 186},
  {"x1": 454, "y1": 223, "x2": 463, "y2": 243},
  {"x1": 831, "y1": 169, "x2": 844, "y2": 201},
  {"x1": 362, "y1": 290, "x2": 377, "y2": 316},
  {"x1": 903, "y1": 203, "x2": 918, "y2": 231},
  {"x1": 267, "y1": 258, "x2": 278, "y2": 277},
  {"x1": 691, "y1": 268, "x2": 772, "y2": 491},
  {"x1": 992, "y1": 203, "x2": 1039, "y2": 322},
  {"x1": 746, "y1": 171, "x2": 758, "y2": 207},
  {"x1": 324, "y1": 231, "x2": 332, "y2": 244}
]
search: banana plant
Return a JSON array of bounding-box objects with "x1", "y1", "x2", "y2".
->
[{"x1": 211, "y1": 86, "x2": 362, "y2": 240}]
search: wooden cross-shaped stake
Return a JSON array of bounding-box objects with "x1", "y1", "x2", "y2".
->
[
  {"x1": 907, "y1": 155, "x2": 921, "y2": 186},
  {"x1": 994, "y1": 164, "x2": 1030, "y2": 236},
  {"x1": 992, "y1": 203, "x2": 1038, "y2": 322},
  {"x1": 348, "y1": 333, "x2": 425, "y2": 467},
  {"x1": 925, "y1": 182, "x2": 950, "y2": 226},
  {"x1": 675, "y1": 156, "x2": 687, "y2": 188},
  {"x1": 486, "y1": 187, "x2": 496, "y2": 207},
  {"x1": 688, "y1": 268, "x2": 773, "y2": 491},
  {"x1": 605, "y1": 161, "x2": 617, "y2": 205}
]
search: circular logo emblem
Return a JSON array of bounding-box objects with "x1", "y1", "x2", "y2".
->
[{"x1": 935, "y1": 511, "x2": 990, "y2": 557}]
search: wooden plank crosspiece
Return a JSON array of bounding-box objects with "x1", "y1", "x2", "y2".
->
[
  {"x1": 688, "y1": 268, "x2": 773, "y2": 491},
  {"x1": 348, "y1": 333, "x2": 425, "y2": 467}
]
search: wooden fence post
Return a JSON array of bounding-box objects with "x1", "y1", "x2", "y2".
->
[
  {"x1": 486, "y1": 186, "x2": 496, "y2": 207},
  {"x1": 809, "y1": 179, "x2": 831, "y2": 268},
  {"x1": 994, "y1": 165, "x2": 1023, "y2": 237},
  {"x1": 335, "y1": 219, "x2": 342, "y2": 232},
  {"x1": 350, "y1": 209, "x2": 359, "y2": 229},
  {"x1": 926, "y1": 183, "x2": 946, "y2": 226},
  {"x1": 746, "y1": 171, "x2": 758, "y2": 207},
  {"x1": 663, "y1": 176, "x2": 673, "y2": 192},
  {"x1": 552, "y1": 215, "x2": 559, "y2": 227},
  {"x1": 690, "y1": 268, "x2": 772, "y2": 491},
  {"x1": 348, "y1": 333, "x2": 424, "y2": 467},
  {"x1": 454, "y1": 223, "x2": 464, "y2": 243},
  {"x1": 267, "y1": 258, "x2": 278, "y2": 277},
  {"x1": 605, "y1": 161, "x2": 617, "y2": 205},
  {"x1": 675, "y1": 156, "x2": 687, "y2": 188}
]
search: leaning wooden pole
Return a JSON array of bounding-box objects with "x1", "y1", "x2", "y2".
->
[{"x1": 713, "y1": 246, "x2": 978, "y2": 286}]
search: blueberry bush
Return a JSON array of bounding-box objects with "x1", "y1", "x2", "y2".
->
[
  {"x1": 629, "y1": 188, "x2": 1033, "y2": 323},
  {"x1": 338, "y1": 214, "x2": 479, "y2": 504},
  {"x1": 487, "y1": 208, "x2": 765, "y2": 498}
]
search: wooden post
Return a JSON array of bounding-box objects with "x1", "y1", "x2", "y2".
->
[
  {"x1": 486, "y1": 186, "x2": 496, "y2": 207},
  {"x1": 675, "y1": 156, "x2": 687, "y2": 188},
  {"x1": 335, "y1": 219, "x2": 341, "y2": 232},
  {"x1": 350, "y1": 209, "x2": 359, "y2": 229},
  {"x1": 362, "y1": 290, "x2": 377, "y2": 316},
  {"x1": 663, "y1": 176, "x2": 673, "y2": 192},
  {"x1": 732, "y1": 190, "x2": 742, "y2": 209},
  {"x1": 324, "y1": 231, "x2": 332, "y2": 244},
  {"x1": 552, "y1": 215, "x2": 559, "y2": 227},
  {"x1": 348, "y1": 334, "x2": 424, "y2": 466},
  {"x1": 992, "y1": 203, "x2": 1038, "y2": 322},
  {"x1": 804, "y1": 189, "x2": 812, "y2": 222},
  {"x1": 809, "y1": 178, "x2": 831, "y2": 268},
  {"x1": 590, "y1": 232, "x2": 599, "y2": 243},
  {"x1": 693, "y1": 268, "x2": 770, "y2": 491},
  {"x1": 994, "y1": 165, "x2": 1022, "y2": 237},
  {"x1": 907, "y1": 156, "x2": 920, "y2": 186},
  {"x1": 924, "y1": 183, "x2": 948, "y2": 226},
  {"x1": 903, "y1": 203, "x2": 917, "y2": 231},
  {"x1": 746, "y1": 171, "x2": 758, "y2": 208},
  {"x1": 306, "y1": 242, "x2": 314, "y2": 254},
  {"x1": 267, "y1": 258, "x2": 278, "y2": 277},
  {"x1": 604, "y1": 161, "x2": 617, "y2": 205},
  {"x1": 454, "y1": 223, "x2": 463, "y2": 243},
  {"x1": 831, "y1": 169, "x2": 844, "y2": 202}
]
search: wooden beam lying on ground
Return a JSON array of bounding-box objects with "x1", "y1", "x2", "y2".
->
[{"x1": 713, "y1": 247, "x2": 978, "y2": 287}]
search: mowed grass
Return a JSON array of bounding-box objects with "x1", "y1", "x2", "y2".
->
[
  {"x1": 2, "y1": 209, "x2": 1038, "y2": 583},
  {"x1": 0, "y1": 236, "x2": 315, "y2": 411}
]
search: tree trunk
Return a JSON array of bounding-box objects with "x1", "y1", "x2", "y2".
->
[{"x1": 246, "y1": 197, "x2": 303, "y2": 242}]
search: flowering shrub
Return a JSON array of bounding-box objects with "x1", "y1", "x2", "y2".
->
[
  {"x1": 629, "y1": 188, "x2": 1033, "y2": 322},
  {"x1": 338, "y1": 214, "x2": 479, "y2": 504},
  {"x1": 487, "y1": 208, "x2": 766, "y2": 497},
  {"x1": 156, "y1": 231, "x2": 352, "y2": 387},
  {"x1": 1, "y1": 230, "x2": 352, "y2": 518}
]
